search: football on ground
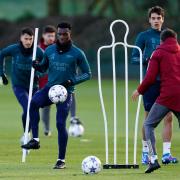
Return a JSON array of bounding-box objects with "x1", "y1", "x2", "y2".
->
[{"x1": 81, "y1": 156, "x2": 102, "y2": 174}]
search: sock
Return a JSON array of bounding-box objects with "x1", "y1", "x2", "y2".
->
[
  {"x1": 150, "y1": 155, "x2": 158, "y2": 163},
  {"x1": 142, "y1": 140, "x2": 149, "y2": 153},
  {"x1": 163, "y1": 142, "x2": 171, "y2": 155},
  {"x1": 33, "y1": 138, "x2": 39, "y2": 142},
  {"x1": 58, "y1": 159, "x2": 65, "y2": 162}
]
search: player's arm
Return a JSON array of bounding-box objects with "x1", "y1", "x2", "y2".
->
[
  {"x1": 34, "y1": 47, "x2": 46, "y2": 78},
  {"x1": 37, "y1": 47, "x2": 44, "y2": 62},
  {"x1": 132, "y1": 51, "x2": 160, "y2": 101},
  {"x1": 137, "y1": 51, "x2": 160, "y2": 94},
  {"x1": 72, "y1": 50, "x2": 92, "y2": 85},
  {"x1": 61, "y1": 50, "x2": 92, "y2": 88},
  {"x1": 131, "y1": 32, "x2": 146, "y2": 64},
  {"x1": 32, "y1": 50, "x2": 49, "y2": 73},
  {"x1": 0, "y1": 45, "x2": 14, "y2": 85}
]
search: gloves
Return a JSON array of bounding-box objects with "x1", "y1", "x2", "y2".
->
[
  {"x1": 32, "y1": 60, "x2": 45, "y2": 73},
  {"x1": 61, "y1": 80, "x2": 73, "y2": 88},
  {"x1": 32, "y1": 60, "x2": 40, "y2": 70},
  {"x1": 0, "y1": 73, "x2": 8, "y2": 85}
]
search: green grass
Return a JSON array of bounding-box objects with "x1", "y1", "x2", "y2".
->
[{"x1": 0, "y1": 79, "x2": 180, "y2": 180}]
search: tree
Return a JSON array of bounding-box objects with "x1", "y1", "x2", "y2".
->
[
  {"x1": 47, "y1": 0, "x2": 61, "y2": 16},
  {"x1": 87, "y1": 0, "x2": 122, "y2": 17}
]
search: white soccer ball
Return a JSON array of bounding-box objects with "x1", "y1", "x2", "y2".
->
[
  {"x1": 48, "y1": 85, "x2": 68, "y2": 104},
  {"x1": 68, "y1": 124, "x2": 84, "y2": 137},
  {"x1": 81, "y1": 156, "x2": 101, "y2": 174}
]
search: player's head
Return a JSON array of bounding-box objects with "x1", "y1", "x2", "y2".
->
[
  {"x1": 20, "y1": 27, "x2": 34, "y2": 48},
  {"x1": 57, "y1": 22, "x2": 72, "y2": 44},
  {"x1": 160, "y1": 28, "x2": 177, "y2": 42},
  {"x1": 148, "y1": 6, "x2": 164, "y2": 31},
  {"x1": 42, "y1": 25, "x2": 56, "y2": 45}
]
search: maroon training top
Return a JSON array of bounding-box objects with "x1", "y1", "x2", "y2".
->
[
  {"x1": 38, "y1": 39, "x2": 49, "y2": 89},
  {"x1": 138, "y1": 37, "x2": 180, "y2": 112}
]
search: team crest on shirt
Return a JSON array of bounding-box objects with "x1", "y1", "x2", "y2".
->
[{"x1": 49, "y1": 53, "x2": 55, "y2": 60}]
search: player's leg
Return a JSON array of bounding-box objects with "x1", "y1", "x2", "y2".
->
[
  {"x1": 41, "y1": 106, "x2": 51, "y2": 136},
  {"x1": 144, "y1": 103, "x2": 170, "y2": 173},
  {"x1": 142, "y1": 111, "x2": 149, "y2": 164},
  {"x1": 12, "y1": 86, "x2": 30, "y2": 132},
  {"x1": 54, "y1": 93, "x2": 72, "y2": 169},
  {"x1": 70, "y1": 93, "x2": 82, "y2": 125},
  {"x1": 162, "y1": 112, "x2": 178, "y2": 164},
  {"x1": 142, "y1": 90, "x2": 155, "y2": 165},
  {"x1": 141, "y1": 81, "x2": 160, "y2": 165},
  {"x1": 162, "y1": 112, "x2": 172, "y2": 142},
  {"x1": 70, "y1": 93, "x2": 76, "y2": 118},
  {"x1": 21, "y1": 86, "x2": 52, "y2": 149},
  {"x1": 12, "y1": 86, "x2": 35, "y2": 145}
]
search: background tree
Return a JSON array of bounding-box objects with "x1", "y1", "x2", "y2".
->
[{"x1": 47, "y1": 0, "x2": 61, "y2": 16}]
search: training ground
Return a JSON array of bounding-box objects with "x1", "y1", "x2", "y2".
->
[{"x1": 0, "y1": 80, "x2": 180, "y2": 180}]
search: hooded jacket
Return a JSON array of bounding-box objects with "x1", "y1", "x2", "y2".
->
[{"x1": 138, "y1": 37, "x2": 180, "y2": 112}]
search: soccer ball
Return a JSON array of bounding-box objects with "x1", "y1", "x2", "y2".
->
[
  {"x1": 48, "y1": 85, "x2": 68, "y2": 104},
  {"x1": 68, "y1": 124, "x2": 84, "y2": 137},
  {"x1": 81, "y1": 156, "x2": 101, "y2": 174}
]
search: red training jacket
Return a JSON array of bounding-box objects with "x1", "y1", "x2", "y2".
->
[{"x1": 138, "y1": 37, "x2": 180, "y2": 112}]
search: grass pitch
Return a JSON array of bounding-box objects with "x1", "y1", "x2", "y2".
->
[{"x1": 0, "y1": 79, "x2": 180, "y2": 180}]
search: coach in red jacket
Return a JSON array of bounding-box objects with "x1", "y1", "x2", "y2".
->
[{"x1": 132, "y1": 28, "x2": 180, "y2": 173}]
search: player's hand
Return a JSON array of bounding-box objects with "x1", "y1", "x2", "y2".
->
[
  {"x1": 0, "y1": 73, "x2": 8, "y2": 85},
  {"x1": 32, "y1": 60, "x2": 40, "y2": 70},
  {"x1": 143, "y1": 57, "x2": 150, "y2": 65},
  {"x1": 132, "y1": 90, "x2": 139, "y2": 101},
  {"x1": 61, "y1": 80, "x2": 73, "y2": 88}
]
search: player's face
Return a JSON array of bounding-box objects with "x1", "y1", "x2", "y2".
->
[
  {"x1": 149, "y1": 13, "x2": 164, "y2": 31},
  {"x1": 42, "y1": 32, "x2": 56, "y2": 45},
  {"x1": 57, "y1": 28, "x2": 71, "y2": 44},
  {"x1": 20, "y1": 34, "x2": 34, "y2": 48}
]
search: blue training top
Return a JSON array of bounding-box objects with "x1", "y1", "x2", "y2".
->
[
  {"x1": 39, "y1": 43, "x2": 91, "y2": 93},
  {"x1": 131, "y1": 28, "x2": 161, "y2": 76},
  {"x1": 0, "y1": 43, "x2": 44, "y2": 89}
]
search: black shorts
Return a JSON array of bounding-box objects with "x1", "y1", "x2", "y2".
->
[{"x1": 143, "y1": 81, "x2": 160, "y2": 112}]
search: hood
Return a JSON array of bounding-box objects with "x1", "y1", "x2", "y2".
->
[{"x1": 157, "y1": 38, "x2": 180, "y2": 53}]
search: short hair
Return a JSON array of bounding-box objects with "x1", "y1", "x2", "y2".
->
[
  {"x1": 42, "y1": 25, "x2": 56, "y2": 34},
  {"x1": 160, "y1": 28, "x2": 177, "y2": 42},
  {"x1": 57, "y1": 22, "x2": 72, "y2": 30},
  {"x1": 148, "y1": 6, "x2": 165, "y2": 18},
  {"x1": 21, "y1": 27, "x2": 34, "y2": 36}
]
